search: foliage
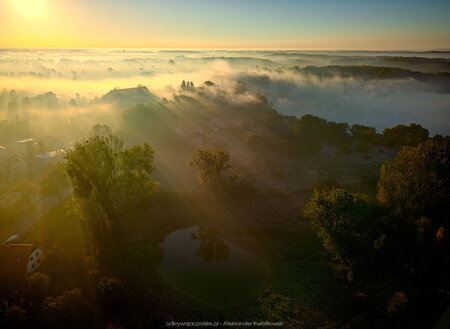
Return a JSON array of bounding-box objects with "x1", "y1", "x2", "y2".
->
[
  {"x1": 382, "y1": 123, "x2": 429, "y2": 147},
  {"x1": 292, "y1": 114, "x2": 327, "y2": 141},
  {"x1": 65, "y1": 130, "x2": 157, "y2": 227},
  {"x1": 39, "y1": 289, "x2": 97, "y2": 329},
  {"x1": 96, "y1": 277, "x2": 127, "y2": 317},
  {"x1": 292, "y1": 114, "x2": 350, "y2": 146},
  {"x1": 350, "y1": 124, "x2": 377, "y2": 142},
  {"x1": 386, "y1": 291, "x2": 409, "y2": 318},
  {"x1": 303, "y1": 189, "x2": 380, "y2": 269},
  {"x1": 27, "y1": 272, "x2": 50, "y2": 301},
  {"x1": 90, "y1": 123, "x2": 113, "y2": 137},
  {"x1": 189, "y1": 148, "x2": 231, "y2": 189},
  {"x1": 311, "y1": 177, "x2": 340, "y2": 191},
  {"x1": 377, "y1": 138, "x2": 449, "y2": 225}
]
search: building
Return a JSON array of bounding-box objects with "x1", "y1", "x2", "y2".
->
[
  {"x1": 35, "y1": 149, "x2": 66, "y2": 165},
  {"x1": 0, "y1": 145, "x2": 7, "y2": 166},
  {"x1": 0, "y1": 145, "x2": 6, "y2": 157},
  {"x1": 17, "y1": 138, "x2": 37, "y2": 158},
  {"x1": 0, "y1": 244, "x2": 45, "y2": 281}
]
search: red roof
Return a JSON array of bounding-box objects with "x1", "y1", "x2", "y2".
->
[{"x1": 0, "y1": 244, "x2": 36, "y2": 280}]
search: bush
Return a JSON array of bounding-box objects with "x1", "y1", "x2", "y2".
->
[
  {"x1": 39, "y1": 289, "x2": 97, "y2": 329},
  {"x1": 387, "y1": 291, "x2": 409, "y2": 318}
]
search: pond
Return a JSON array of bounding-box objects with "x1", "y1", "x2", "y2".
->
[{"x1": 158, "y1": 226, "x2": 269, "y2": 308}]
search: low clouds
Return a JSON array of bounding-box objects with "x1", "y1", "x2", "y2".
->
[{"x1": 0, "y1": 49, "x2": 449, "y2": 134}]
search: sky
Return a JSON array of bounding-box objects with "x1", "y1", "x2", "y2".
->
[{"x1": 1, "y1": 0, "x2": 449, "y2": 49}]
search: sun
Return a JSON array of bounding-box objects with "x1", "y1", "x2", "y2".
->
[{"x1": 13, "y1": 0, "x2": 47, "y2": 18}]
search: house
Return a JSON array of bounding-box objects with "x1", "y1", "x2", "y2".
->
[
  {"x1": 0, "y1": 145, "x2": 7, "y2": 159},
  {"x1": 101, "y1": 85, "x2": 159, "y2": 107},
  {"x1": 0, "y1": 244, "x2": 45, "y2": 281},
  {"x1": 17, "y1": 138, "x2": 37, "y2": 158},
  {"x1": 35, "y1": 149, "x2": 66, "y2": 163},
  {"x1": 0, "y1": 146, "x2": 7, "y2": 167}
]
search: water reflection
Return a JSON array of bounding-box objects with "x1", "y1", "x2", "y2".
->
[{"x1": 191, "y1": 226, "x2": 230, "y2": 262}]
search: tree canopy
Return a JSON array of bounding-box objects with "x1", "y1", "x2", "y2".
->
[
  {"x1": 377, "y1": 138, "x2": 449, "y2": 225},
  {"x1": 189, "y1": 148, "x2": 231, "y2": 190},
  {"x1": 303, "y1": 188, "x2": 380, "y2": 267},
  {"x1": 382, "y1": 123, "x2": 429, "y2": 147},
  {"x1": 65, "y1": 130, "x2": 157, "y2": 228}
]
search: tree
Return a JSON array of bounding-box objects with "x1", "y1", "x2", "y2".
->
[
  {"x1": 191, "y1": 227, "x2": 230, "y2": 262},
  {"x1": 39, "y1": 289, "x2": 96, "y2": 329},
  {"x1": 90, "y1": 123, "x2": 112, "y2": 137},
  {"x1": 189, "y1": 148, "x2": 231, "y2": 190},
  {"x1": 292, "y1": 114, "x2": 327, "y2": 141},
  {"x1": 351, "y1": 124, "x2": 377, "y2": 142},
  {"x1": 303, "y1": 188, "x2": 380, "y2": 268},
  {"x1": 382, "y1": 123, "x2": 429, "y2": 147},
  {"x1": 65, "y1": 130, "x2": 157, "y2": 228},
  {"x1": 27, "y1": 272, "x2": 50, "y2": 301},
  {"x1": 377, "y1": 138, "x2": 449, "y2": 293},
  {"x1": 324, "y1": 121, "x2": 350, "y2": 145},
  {"x1": 377, "y1": 138, "x2": 449, "y2": 225},
  {"x1": 351, "y1": 124, "x2": 378, "y2": 151}
]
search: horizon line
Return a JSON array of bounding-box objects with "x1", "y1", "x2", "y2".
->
[{"x1": 1, "y1": 46, "x2": 450, "y2": 52}]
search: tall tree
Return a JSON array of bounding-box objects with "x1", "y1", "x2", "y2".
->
[
  {"x1": 377, "y1": 138, "x2": 449, "y2": 225},
  {"x1": 65, "y1": 130, "x2": 157, "y2": 231},
  {"x1": 189, "y1": 148, "x2": 231, "y2": 190},
  {"x1": 303, "y1": 188, "x2": 380, "y2": 268}
]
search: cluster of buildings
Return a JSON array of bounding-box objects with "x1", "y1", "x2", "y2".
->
[
  {"x1": 0, "y1": 138, "x2": 67, "y2": 180},
  {"x1": 0, "y1": 138, "x2": 69, "y2": 214}
]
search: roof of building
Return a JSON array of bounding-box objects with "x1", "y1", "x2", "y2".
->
[
  {"x1": 101, "y1": 85, "x2": 159, "y2": 105},
  {"x1": 0, "y1": 244, "x2": 37, "y2": 280},
  {"x1": 17, "y1": 138, "x2": 35, "y2": 144},
  {"x1": 35, "y1": 149, "x2": 66, "y2": 160}
]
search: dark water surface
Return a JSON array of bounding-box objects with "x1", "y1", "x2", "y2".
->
[{"x1": 158, "y1": 226, "x2": 269, "y2": 307}]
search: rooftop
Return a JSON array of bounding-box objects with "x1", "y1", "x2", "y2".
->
[
  {"x1": 0, "y1": 244, "x2": 36, "y2": 280},
  {"x1": 17, "y1": 138, "x2": 35, "y2": 144},
  {"x1": 35, "y1": 149, "x2": 66, "y2": 160}
]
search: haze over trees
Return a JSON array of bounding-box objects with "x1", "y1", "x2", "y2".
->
[
  {"x1": 0, "y1": 49, "x2": 449, "y2": 329},
  {"x1": 189, "y1": 148, "x2": 231, "y2": 190},
  {"x1": 65, "y1": 128, "x2": 157, "y2": 242},
  {"x1": 304, "y1": 137, "x2": 450, "y2": 326}
]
